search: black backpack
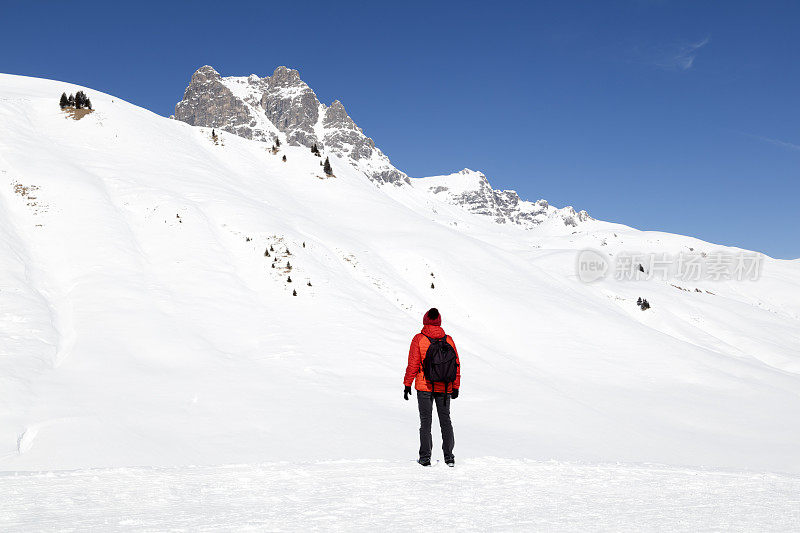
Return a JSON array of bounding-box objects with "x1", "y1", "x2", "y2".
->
[{"x1": 422, "y1": 335, "x2": 458, "y2": 391}]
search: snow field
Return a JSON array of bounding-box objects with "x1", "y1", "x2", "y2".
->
[{"x1": 1, "y1": 458, "x2": 799, "y2": 532}]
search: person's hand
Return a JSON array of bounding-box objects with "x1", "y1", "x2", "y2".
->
[
  {"x1": 451, "y1": 389, "x2": 459, "y2": 400},
  {"x1": 404, "y1": 386, "x2": 412, "y2": 401}
]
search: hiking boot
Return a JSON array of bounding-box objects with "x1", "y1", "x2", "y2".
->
[{"x1": 418, "y1": 458, "x2": 431, "y2": 467}]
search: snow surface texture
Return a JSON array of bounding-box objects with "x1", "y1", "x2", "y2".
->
[
  {"x1": 2, "y1": 459, "x2": 799, "y2": 532},
  {"x1": 1, "y1": 71, "x2": 800, "y2": 491}
]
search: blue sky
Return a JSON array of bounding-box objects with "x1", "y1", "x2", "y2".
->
[{"x1": 2, "y1": 0, "x2": 798, "y2": 258}]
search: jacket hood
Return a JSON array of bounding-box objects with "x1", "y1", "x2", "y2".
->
[{"x1": 421, "y1": 325, "x2": 446, "y2": 338}]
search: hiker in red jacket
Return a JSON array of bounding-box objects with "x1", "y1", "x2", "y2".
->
[{"x1": 403, "y1": 308, "x2": 460, "y2": 467}]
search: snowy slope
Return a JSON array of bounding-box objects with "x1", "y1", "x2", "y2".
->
[{"x1": 1, "y1": 73, "x2": 800, "y2": 477}]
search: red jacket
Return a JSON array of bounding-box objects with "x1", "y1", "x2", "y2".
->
[{"x1": 404, "y1": 324, "x2": 461, "y2": 393}]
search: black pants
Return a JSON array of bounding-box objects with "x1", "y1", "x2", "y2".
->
[{"x1": 417, "y1": 390, "x2": 454, "y2": 462}]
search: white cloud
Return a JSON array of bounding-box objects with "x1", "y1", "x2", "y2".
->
[
  {"x1": 629, "y1": 36, "x2": 711, "y2": 71},
  {"x1": 748, "y1": 134, "x2": 800, "y2": 152},
  {"x1": 657, "y1": 36, "x2": 710, "y2": 71}
]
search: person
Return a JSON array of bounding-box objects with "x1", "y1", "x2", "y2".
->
[{"x1": 403, "y1": 308, "x2": 461, "y2": 466}]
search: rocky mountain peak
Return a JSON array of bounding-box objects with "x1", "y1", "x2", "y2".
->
[
  {"x1": 412, "y1": 169, "x2": 592, "y2": 229},
  {"x1": 175, "y1": 65, "x2": 408, "y2": 185},
  {"x1": 456, "y1": 168, "x2": 490, "y2": 184},
  {"x1": 260, "y1": 68, "x2": 320, "y2": 147},
  {"x1": 192, "y1": 65, "x2": 221, "y2": 81},
  {"x1": 175, "y1": 65, "x2": 277, "y2": 143},
  {"x1": 269, "y1": 65, "x2": 304, "y2": 87}
]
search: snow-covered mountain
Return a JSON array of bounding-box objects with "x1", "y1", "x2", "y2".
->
[
  {"x1": 175, "y1": 65, "x2": 408, "y2": 185},
  {"x1": 174, "y1": 65, "x2": 590, "y2": 230},
  {"x1": 2, "y1": 73, "x2": 800, "y2": 477},
  {"x1": 412, "y1": 168, "x2": 591, "y2": 228}
]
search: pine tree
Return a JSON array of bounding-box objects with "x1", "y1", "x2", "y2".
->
[
  {"x1": 264, "y1": 249, "x2": 270, "y2": 257},
  {"x1": 637, "y1": 297, "x2": 642, "y2": 306},
  {"x1": 293, "y1": 289, "x2": 297, "y2": 296},
  {"x1": 282, "y1": 155, "x2": 287, "y2": 162},
  {"x1": 86, "y1": 98, "x2": 92, "y2": 110},
  {"x1": 431, "y1": 282, "x2": 435, "y2": 289},
  {"x1": 302, "y1": 242, "x2": 305, "y2": 248},
  {"x1": 59, "y1": 93, "x2": 68, "y2": 109},
  {"x1": 311, "y1": 143, "x2": 320, "y2": 156},
  {"x1": 275, "y1": 137, "x2": 281, "y2": 147},
  {"x1": 271, "y1": 263, "x2": 275, "y2": 268},
  {"x1": 67, "y1": 94, "x2": 75, "y2": 107},
  {"x1": 270, "y1": 245, "x2": 274, "y2": 251},
  {"x1": 307, "y1": 281, "x2": 312, "y2": 287},
  {"x1": 323, "y1": 157, "x2": 333, "y2": 176},
  {"x1": 286, "y1": 261, "x2": 291, "y2": 270},
  {"x1": 287, "y1": 276, "x2": 292, "y2": 283}
]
